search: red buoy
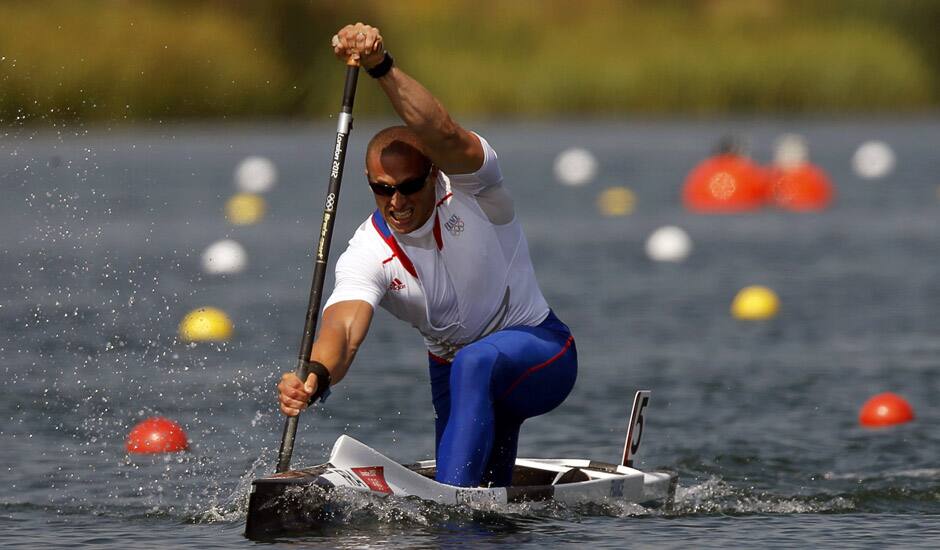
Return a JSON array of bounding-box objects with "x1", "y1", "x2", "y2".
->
[
  {"x1": 858, "y1": 392, "x2": 914, "y2": 428},
  {"x1": 769, "y1": 163, "x2": 834, "y2": 211},
  {"x1": 682, "y1": 154, "x2": 768, "y2": 213},
  {"x1": 126, "y1": 417, "x2": 189, "y2": 454}
]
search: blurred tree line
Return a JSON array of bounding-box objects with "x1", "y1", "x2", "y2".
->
[{"x1": 0, "y1": 0, "x2": 938, "y2": 124}]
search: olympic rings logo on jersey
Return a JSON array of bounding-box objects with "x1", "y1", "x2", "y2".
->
[{"x1": 444, "y1": 214, "x2": 464, "y2": 236}]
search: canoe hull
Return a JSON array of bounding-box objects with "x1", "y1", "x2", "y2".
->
[{"x1": 245, "y1": 435, "x2": 677, "y2": 539}]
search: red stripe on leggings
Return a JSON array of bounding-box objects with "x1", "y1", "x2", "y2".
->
[
  {"x1": 499, "y1": 335, "x2": 574, "y2": 400},
  {"x1": 428, "y1": 351, "x2": 451, "y2": 365}
]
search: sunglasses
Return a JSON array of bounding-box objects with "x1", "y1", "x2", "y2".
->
[{"x1": 368, "y1": 165, "x2": 433, "y2": 197}]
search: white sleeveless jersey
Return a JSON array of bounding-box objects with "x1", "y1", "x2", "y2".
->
[{"x1": 324, "y1": 134, "x2": 550, "y2": 360}]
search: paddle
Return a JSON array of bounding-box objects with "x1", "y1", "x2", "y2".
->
[{"x1": 275, "y1": 61, "x2": 360, "y2": 473}]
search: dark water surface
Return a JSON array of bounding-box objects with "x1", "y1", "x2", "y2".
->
[{"x1": 2, "y1": 119, "x2": 939, "y2": 548}]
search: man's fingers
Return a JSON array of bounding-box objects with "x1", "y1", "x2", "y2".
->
[
  {"x1": 332, "y1": 35, "x2": 345, "y2": 57},
  {"x1": 365, "y1": 31, "x2": 382, "y2": 53},
  {"x1": 281, "y1": 385, "x2": 310, "y2": 402},
  {"x1": 280, "y1": 404, "x2": 300, "y2": 417},
  {"x1": 279, "y1": 372, "x2": 304, "y2": 390},
  {"x1": 336, "y1": 29, "x2": 352, "y2": 53},
  {"x1": 278, "y1": 372, "x2": 312, "y2": 406},
  {"x1": 277, "y1": 380, "x2": 313, "y2": 399},
  {"x1": 353, "y1": 22, "x2": 370, "y2": 37},
  {"x1": 333, "y1": 24, "x2": 381, "y2": 61},
  {"x1": 304, "y1": 373, "x2": 317, "y2": 393},
  {"x1": 281, "y1": 394, "x2": 309, "y2": 411},
  {"x1": 342, "y1": 26, "x2": 359, "y2": 43},
  {"x1": 278, "y1": 380, "x2": 310, "y2": 408},
  {"x1": 340, "y1": 34, "x2": 358, "y2": 61},
  {"x1": 333, "y1": 33, "x2": 346, "y2": 52}
]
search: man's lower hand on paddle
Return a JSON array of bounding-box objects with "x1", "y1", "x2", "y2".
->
[{"x1": 277, "y1": 372, "x2": 316, "y2": 417}]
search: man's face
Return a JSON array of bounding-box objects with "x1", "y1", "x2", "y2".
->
[{"x1": 366, "y1": 147, "x2": 436, "y2": 234}]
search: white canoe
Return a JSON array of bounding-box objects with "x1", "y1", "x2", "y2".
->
[{"x1": 245, "y1": 391, "x2": 677, "y2": 539}]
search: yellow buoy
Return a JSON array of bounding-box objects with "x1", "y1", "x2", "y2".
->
[
  {"x1": 597, "y1": 186, "x2": 636, "y2": 217},
  {"x1": 225, "y1": 193, "x2": 266, "y2": 225},
  {"x1": 179, "y1": 306, "x2": 233, "y2": 342},
  {"x1": 731, "y1": 286, "x2": 779, "y2": 320}
]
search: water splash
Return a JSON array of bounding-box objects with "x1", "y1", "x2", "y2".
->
[
  {"x1": 194, "y1": 473, "x2": 867, "y2": 538},
  {"x1": 194, "y1": 451, "x2": 272, "y2": 524},
  {"x1": 670, "y1": 476, "x2": 854, "y2": 515},
  {"x1": 823, "y1": 468, "x2": 940, "y2": 481}
]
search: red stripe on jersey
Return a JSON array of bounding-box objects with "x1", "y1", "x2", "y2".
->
[
  {"x1": 371, "y1": 214, "x2": 418, "y2": 278},
  {"x1": 436, "y1": 192, "x2": 453, "y2": 207}
]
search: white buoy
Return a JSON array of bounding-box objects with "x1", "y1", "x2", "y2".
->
[
  {"x1": 553, "y1": 148, "x2": 597, "y2": 186},
  {"x1": 852, "y1": 141, "x2": 895, "y2": 179},
  {"x1": 645, "y1": 226, "x2": 692, "y2": 262},
  {"x1": 235, "y1": 156, "x2": 278, "y2": 193},
  {"x1": 201, "y1": 239, "x2": 247, "y2": 275},
  {"x1": 773, "y1": 133, "x2": 808, "y2": 169}
]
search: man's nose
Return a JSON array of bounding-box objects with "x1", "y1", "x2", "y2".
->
[{"x1": 389, "y1": 190, "x2": 407, "y2": 208}]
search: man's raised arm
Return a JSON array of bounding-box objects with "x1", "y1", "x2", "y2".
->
[{"x1": 332, "y1": 23, "x2": 484, "y2": 175}]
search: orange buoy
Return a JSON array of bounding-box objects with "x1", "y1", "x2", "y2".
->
[
  {"x1": 682, "y1": 154, "x2": 768, "y2": 213},
  {"x1": 769, "y1": 163, "x2": 834, "y2": 211},
  {"x1": 126, "y1": 417, "x2": 190, "y2": 454},
  {"x1": 858, "y1": 392, "x2": 914, "y2": 428}
]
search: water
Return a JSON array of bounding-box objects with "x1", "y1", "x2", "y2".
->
[{"x1": 2, "y1": 118, "x2": 940, "y2": 548}]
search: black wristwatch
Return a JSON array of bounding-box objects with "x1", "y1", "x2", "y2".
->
[
  {"x1": 303, "y1": 360, "x2": 332, "y2": 403},
  {"x1": 366, "y1": 51, "x2": 394, "y2": 78}
]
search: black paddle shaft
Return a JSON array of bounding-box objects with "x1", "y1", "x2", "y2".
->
[{"x1": 276, "y1": 65, "x2": 359, "y2": 473}]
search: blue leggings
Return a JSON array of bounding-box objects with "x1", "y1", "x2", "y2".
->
[{"x1": 428, "y1": 311, "x2": 577, "y2": 487}]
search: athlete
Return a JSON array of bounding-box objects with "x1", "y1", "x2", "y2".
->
[{"x1": 277, "y1": 22, "x2": 577, "y2": 487}]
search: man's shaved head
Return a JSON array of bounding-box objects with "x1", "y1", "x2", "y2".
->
[{"x1": 366, "y1": 126, "x2": 431, "y2": 177}]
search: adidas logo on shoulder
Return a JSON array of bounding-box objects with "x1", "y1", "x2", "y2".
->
[{"x1": 389, "y1": 277, "x2": 406, "y2": 291}]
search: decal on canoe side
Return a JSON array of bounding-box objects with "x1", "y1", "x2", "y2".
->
[
  {"x1": 351, "y1": 466, "x2": 393, "y2": 494},
  {"x1": 457, "y1": 488, "x2": 506, "y2": 507},
  {"x1": 609, "y1": 478, "x2": 625, "y2": 498},
  {"x1": 326, "y1": 468, "x2": 368, "y2": 489}
]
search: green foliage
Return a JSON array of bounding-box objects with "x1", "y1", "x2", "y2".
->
[
  {"x1": 0, "y1": 1, "x2": 288, "y2": 122},
  {"x1": 0, "y1": 0, "x2": 936, "y2": 123}
]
